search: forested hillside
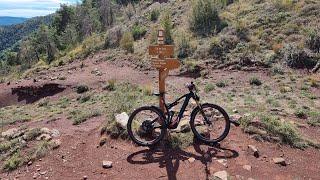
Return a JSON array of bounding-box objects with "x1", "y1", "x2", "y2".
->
[
  {"x1": 0, "y1": 0, "x2": 320, "y2": 79},
  {"x1": 0, "y1": 17, "x2": 28, "y2": 26},
  {"x1": 0, "y1": 15, "x2": 52, "y2": 53}
]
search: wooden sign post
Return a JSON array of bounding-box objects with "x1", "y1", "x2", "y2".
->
[{"x1": 149, "y1": 29, "x2": 180, "y2": 112}]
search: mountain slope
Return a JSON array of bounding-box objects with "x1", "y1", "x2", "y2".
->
[
  {"x1": 0, "y1": 16, "x2": 28, "y2": 26},
  {"x1": 0, "y1": 15, "x2": 52, "y2": 53}
]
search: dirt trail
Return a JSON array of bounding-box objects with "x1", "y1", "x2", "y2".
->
[{"x1": 1, "y1": 55, "x2": 320, "y2": 180}]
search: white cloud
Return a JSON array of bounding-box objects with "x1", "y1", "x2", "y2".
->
[
  {"x1": 0, "y1": 9, "x2": 55, "y2": 18},
  {"x1": 0, "y1": 0, "x2": 78, "y2": 17}
]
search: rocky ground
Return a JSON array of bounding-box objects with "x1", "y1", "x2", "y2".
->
[{"x1": 0, "y1": 51, "x2": 320, "y2": 180}]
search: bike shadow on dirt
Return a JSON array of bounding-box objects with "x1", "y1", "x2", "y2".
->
[{"x1": 127, "y1": 139, "x2": 239, "y2": 180}]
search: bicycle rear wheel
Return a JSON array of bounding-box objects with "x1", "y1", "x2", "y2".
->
[
  {"x1": 127, "y1": 106, "x2": 166, "y2": 146},
  {"x1": 190, "y1": 103, "x2": 230, "y2": 144}
]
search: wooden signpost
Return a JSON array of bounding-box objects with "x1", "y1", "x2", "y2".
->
[{"x1": 148, "y1": 29, "x2": 180, "y2": 112}]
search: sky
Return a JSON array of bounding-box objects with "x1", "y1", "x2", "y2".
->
[{"x1": 0, "y1": 0, "x2": 79, "y2": 18}]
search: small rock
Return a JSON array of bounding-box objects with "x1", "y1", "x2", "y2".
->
[
  {"x1": 232, "y1": 109, "x2": 238, "y2": 113},
  {"x1": 39, "y1": 171, "x2": 47, "y2": 175},
  {"x1": 27, "y1": 161, "x2": 33, "y2": 166},
  {"x1": 213, "y1": 170, "x2": 228, "y2": 180},
  {"x1": 33, "y1": 173, "x2": 38, "y2": 179},
  {"x1": 83, "y1": 176, "x2": 88, "y2": 180},
  {"x1": 115, "y1": 112, "x2": 129, "y2": 129},
  {"x1": 40, "y1": 127, "x2": 51, "y2": 134},
  {"x1": 235, "y1": 175, "x2": 245, "y2": 180},
  {"x1": 36, "y1": 134, "x2": 52, "y2": 141},
  {"x1": 216, "y1": 159, "x2": 228, "y2": 167},
  {"x1": 243, "y1": 165, "x2": 252, "y2": 171},
  {"x1": 51, "y1": 129, "x2": 60, "y2": 137},
  {"x1": 188, "y1": 157, "x2": 196, "y2": 163},
  {"x1": 230, "y1": 114, "x2": 242, "y2": 121},
  {"x1": 102, "y1": 161, "x2": 113, "y2": 168},
  {"x1": 37, "y1": 168, "x2": 41, "y2": 171},
  {"x1": 247, "y1": 145, "x2": 259, "y2": 158},
  {"x1": 50, "y1": 76, "x2": 57, "y2": 81},
  {"x1": 51, "y1": 139, "x2": 61, "y2": 149},
  {"x1": 273, "y1": 157, "x2": 286, "y2": 166}
]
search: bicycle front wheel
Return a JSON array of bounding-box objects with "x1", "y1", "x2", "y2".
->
[
  {"x1": 190, "y1": 103, "x2": 230, "y2": 144},
  {"x1": 127, "y1": 106, "x2": 166, "y2": 146}
]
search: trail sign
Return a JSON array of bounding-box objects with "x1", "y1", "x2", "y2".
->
[
  {"x1": 149, "y1": 45, "x2": 174, "y2": 57},
  {"x1": 151, "y1": 58, "x2": 180, "y2": 70},
  {"x1": 148, "y1": 29, "x2": 181, "y2": 112}
]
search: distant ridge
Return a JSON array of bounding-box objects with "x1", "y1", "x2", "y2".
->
[
  {"x1": 0, "y1": 16, "x2": 28, "y2": 26},
  {"x1": 0, "y1": 15, "x2": 52, "y2": 53}
]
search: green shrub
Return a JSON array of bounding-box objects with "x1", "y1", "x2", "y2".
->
[
  {"x1": 294, "y1": 109, "x2": 307, "y2": 119},
  {"x1": 209, "y1": 35, "x2": 239, "y2": 59},
  {"x1": 149, "y1": 9, "x2": 160, "y2": 22},
  {"x1": 103, "y1": 79, "x2": 116, "y2": 91},
  {"x1": 77, "y1": 94, "x2": 91, "y2": 103},
  {"x1": 76, "y1": 85, "x2": 89, "y2": 94},
  {"x1": 169, "y1": 132, "x2": 194, "y2": 149},
  {"x1": 32, "y1": 141, "x2": 54, "y2": 159},
  {"x1": 0, "y1": 141, "x2": 12, "y2": 153},
  {"x1": 239, "y1": 113, "x2": 312, "y2": 148},
  {"x1": 271, "y1": 66, "x2": 284, "y2": 75},
  {"x1": 131, "y1": 24, "x2": 147, "y2": 40},
  {"x1": 0, "y1": 78, "x2": 4, "y2": 84},
  {"x1": 161, "y1": 11, "x2": 174, "y2": 44},
  {"x1": 183, "y1": 59, "x2": 200, "y2": 74},
  {"x1": 260, "y1": 115, "x2": 305, "y2": 148},
  {"x1": 69, "y1": 109, "x2": 101, "y2": 125},
  {"x1": 120, "y1": 32, "x2": 134, "y2": 53},
  {"x1": 3, "y1": 153, "x2": 22, "y2": 171},
  {"x1": 204, "y1": 83, "x2": 215, "y2": 93},
  {"x1": 307, "y1": 111, "x2": 320, "y2": 126},
  {"x1": 24, "y1": 128, "x2": 41, "y2": 141},
  {"x1": 190, "y1": 0, "x2": 225, "y2": 36},
  {"x1": 176, "y1": 31, "x2": 192, "y2": 58},
  {"x1": 216, "y1": 80, "x2": 227, "y2": 87},
  {"x1": 282, "y1": 43, "x2": 317, "y2": 69},
  {"x1": 235, "y1": 20, "x2": 249, "y2": 41},
  {"x1": 306, "y1": 28, "x2": 320, "y2": 53},
  {"x1": 249, "y1": 77, "x2": 262, "y2": 86}
]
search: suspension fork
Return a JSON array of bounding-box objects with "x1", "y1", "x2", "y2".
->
[{"x1": 195, "y1": 98, "x2": 211, "y2": 125}]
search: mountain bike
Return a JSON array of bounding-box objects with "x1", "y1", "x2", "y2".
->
[{"x1": 127, "y1": 82, "x2": 239, "y2": 146}]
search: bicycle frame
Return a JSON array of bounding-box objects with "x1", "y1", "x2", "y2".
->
[{"x1": 160, "y1": 91, "x2": 200, "y2": 126}]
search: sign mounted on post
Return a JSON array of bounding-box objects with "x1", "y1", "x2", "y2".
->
[
  {"x1": 148, "y1": 29, "x2": 181, "y2": 112},
  {"x1": 149, "y1": 45, "x2": 174, "y2": 57}
]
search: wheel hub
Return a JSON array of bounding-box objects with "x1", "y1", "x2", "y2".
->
[{"x1": 140, "y1": 120, "x2": 154, "y2": 134}]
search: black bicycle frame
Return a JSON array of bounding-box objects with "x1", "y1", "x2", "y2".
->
[{"x1": 160, "y1": 91, "x2": 196, "y2": 125}]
